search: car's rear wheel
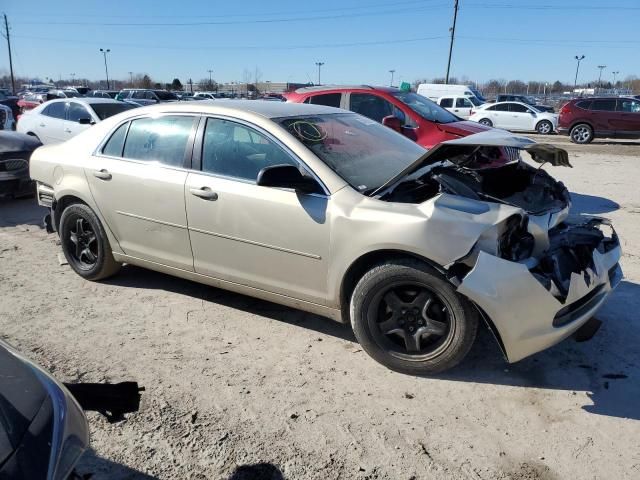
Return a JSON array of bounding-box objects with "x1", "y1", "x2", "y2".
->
[
  {"x1": 570, "y1": 123, "x2": 593, "y2": 144},
  {"x1": 350, "y1": 259, "x2": 478, "y2": 375},
  {"x1": 59, "y1": 203, "x2": 121, "y2": 281},
  {"x1": 478, "y1": 118, "x2": 493, "y2": 127},
  {"x1": 536, "y1": 120, "x2": 553, "y2": 134}
]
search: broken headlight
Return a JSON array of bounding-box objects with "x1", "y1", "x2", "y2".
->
[{"x1": 499, "y1": 215, "x2": 535, "y2": 261}]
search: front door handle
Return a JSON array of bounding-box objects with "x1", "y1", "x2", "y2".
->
[
  {"x1": 39, "y1": 123, "x2": 46, "y2": 127},
  {"x1": 93, "y1": 169, "x2": 112, "y2": 180},
  {"x1": 64, "y1": 128, "x2": 72, "y2": 133},
  {"x1": 190, "y1": 187, "x2": 218, "y2": 200}
]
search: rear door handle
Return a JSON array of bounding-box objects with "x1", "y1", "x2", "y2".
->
[
  {"x1": 190, "y1": 187, "x2": 218, "y2": 200},
  {"x1": 93, "y1": 169, "x2": 112, "y2": 180},
  {"x1": 39, "y1": 123, "x2": 46, "y2": 127},
  {"x1": 64, "y1": 128, "x2": 72, "y2": 133}
]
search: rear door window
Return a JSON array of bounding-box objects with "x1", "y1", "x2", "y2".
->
[
  {"x1": 591, "y1": 99, "x2": 617, "y2": 111},
  {"x1": 42, "y1": 102, "x2": 66, "y2": 119},
  {"x1": 122, "y1": 115, "x2": 195, "y2": 167},
  {"x1": 307, "y1": 93, "x2": 341, "y2": 108},
  {"x1": 456, "y1": 98, "x2": 472, "y2": 108}
]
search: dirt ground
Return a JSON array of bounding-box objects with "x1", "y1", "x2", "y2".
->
[{"x1": 1, "y1": 136, "x2": 639, "y2": 480}]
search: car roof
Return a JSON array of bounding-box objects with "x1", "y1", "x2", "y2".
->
[
  {"x1": 45, "y1": 98, "x2": 123, "y2": 105},
  {"x1": 294, "y1": 85, "x2": 401, "y2": 94},
  {"x1": 126, "y1": 99, "x2": 345, "y2": 118}
]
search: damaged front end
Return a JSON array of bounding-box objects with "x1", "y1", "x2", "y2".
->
[{"x1": 456, "y1": 217, "x2": 622, "y2": 363}]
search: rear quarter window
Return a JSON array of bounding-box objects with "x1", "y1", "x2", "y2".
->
[
  {"x1": 575, "y1": 100, "x2": 592, "y2": 110},
  {"x1": 102, "y1": 122, "x2": 129, "y2": 157}
]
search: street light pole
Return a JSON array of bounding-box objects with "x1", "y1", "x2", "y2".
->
[
  {"x1": 100, "y1": 48, "x2": 111, "y2": 89},
  {"x1": 612, "y1": 70, "x2": 619, "y2": 92},
  {"x1": 70, "y1": 73, "x2": 75, "y2": 84},
  {"x1": 574, "y1": 55, "x2": 585, "y2": 90},
  {"x1": 597, "y1": 65, "x2": 606, "y2": 93},
  {"x1": 207, "y1": 69, "x2": 213, "y2": 89},
  {"x1": 128, "y1": 71, "x2": 133, "y2": 86},
  {"x1": 389, "y1": 69, "x2": 395, "y2": 87},
  {"x1": 315, "y1": 62, "x2": 324, "y2": 85}
]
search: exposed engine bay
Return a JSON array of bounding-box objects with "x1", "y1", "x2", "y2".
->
[{"x1": 379, "y1": 146, "x2": 571, "y2": 215}]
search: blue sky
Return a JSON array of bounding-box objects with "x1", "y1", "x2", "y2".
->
[{"x1": 2, "y1": 0, "x2": 638, "y2": 87}]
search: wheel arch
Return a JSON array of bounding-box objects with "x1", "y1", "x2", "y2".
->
[
  {"x1": 338, "y1": 249, "x2": 445, "y2": 323},
  {"x1": 569, "y1": 119, "x2": 594, "y2": 132}
]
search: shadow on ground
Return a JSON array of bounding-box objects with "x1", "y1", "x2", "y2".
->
[
  {"x1": 227, "y1": 463, "x2": 284, "y2": 480},
  {"x1": 75, "y1": 449, "x2": 159, "y2": 479},
  {"x1": 570, "y1": 192, "x2": 620, "y2": 214},
  {"x1": 0, "y1": 197, "x2": 46, "y2": 228}
]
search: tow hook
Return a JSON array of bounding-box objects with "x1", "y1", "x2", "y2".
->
[{"x1": 573, "y1": 317, "x2": 602, "y2": 343}]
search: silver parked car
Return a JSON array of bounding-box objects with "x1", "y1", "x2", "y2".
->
[{"x1": 29, "y1": 101, "x2": 622, "y2": 374}]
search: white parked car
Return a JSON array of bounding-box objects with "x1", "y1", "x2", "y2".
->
[
  {"x1": 436, "y1": 95, "x2": 483, "y2": 120},
  {"x1": 193, "y1": 92, "x2": 216, "y2": 100},
  {"x1": 17, "y1": 98, "x2": 137, "y2": 144},
  {"x1": 469, "y1": 101, "x2": 558, "y2": 134}
]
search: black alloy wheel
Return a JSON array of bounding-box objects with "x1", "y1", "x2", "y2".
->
[
  {"x1": 65, "y1": 215, "x2": 99, "y2": 270},
  {"x1": 368, "y1": 282, "x2": 454, "y2": 361}
]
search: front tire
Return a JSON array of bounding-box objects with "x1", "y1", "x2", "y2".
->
[
  {"x1": 478, "y1": 118, "x2": 493, "y2": 127},
  {"x1": 59, "y1": 203, "x2": 121, "y2": 281},
  {"x1": 350, "y1": 259, "x2": 478, "y2": 375},
  {"x1": 570, "y1": 123, "x2": 593, "y2": 144},
  {"x1": 536, "y1": 120, "x2": 553, "y2": 134}
]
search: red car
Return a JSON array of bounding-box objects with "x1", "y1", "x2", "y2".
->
[
  {"x1": 285, "y1": 85, "x2": 492, "y2": 148},
  {"x1": 558, "y1": 97, "x2": 640, "y2": 144}
]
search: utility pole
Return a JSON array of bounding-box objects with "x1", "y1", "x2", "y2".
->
[
  {"x1": 207, "y1": 69, "x2": 213, "y2": 89},
  {"x1": 2, "y1": 14, "x2": 16, "y2": 95},
  {"x1": 445, "y1": 0, "x2": 459, "y2": 84},
  {"x1": 100, "y1": 48, "x2": 111, "y2": 89},
  {"x1": 70, "y1": 73, "x2": 76, "y2": 85},
  {"x1": 128, "y1": 71, "x2": 133, "y2": 86},
  {"x1": 315, "y1": 62, "x2": 324, "y2": 85},
  {"x1": 389, "y1": 69, "x2": 395, "y2": 87},
  {"x1": 574, "y1": 55, "x2": 585, "y2": 90},
  {"x1": 597, "y1": 65, "x2": 606, "y2": 93}
]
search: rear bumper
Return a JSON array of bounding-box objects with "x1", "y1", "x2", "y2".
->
[
  {"x1": 0, "y1": 161, "x2": 33, "y2": 197},
  {"x1": 458, "y1": 218, "x2": 622, "y2": 362}
]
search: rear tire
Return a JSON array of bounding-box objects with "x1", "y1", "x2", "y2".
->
[
  {"x1": 570, "y1": 123, "x2": 593, "y2": 144},
  {"x1": 59, "y1": 203, "x2": 121, "y2": 281},
  {"x1": 479, "y1": 118, "x2": 493, "y2": 127},
  {"x1": 536, "y1": 120, "x2": 553, "y2": 134},
  {"x1": 350, "y1": 259, "x2": 478, "y2": 375}
]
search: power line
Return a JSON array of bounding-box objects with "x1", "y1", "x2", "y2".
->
[
  {"x1": 13, "y1": 4, "x2": 450, "y2": 26},
  {"x1": 12, "y1": 34, "x2": 449, "y2": 51}
]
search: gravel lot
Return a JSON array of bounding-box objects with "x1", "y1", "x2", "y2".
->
[{"x1": 1, "y1": 136, "x2": 639, "y2": 480}]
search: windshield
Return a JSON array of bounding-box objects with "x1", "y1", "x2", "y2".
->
[
  {"x1": 154, "y1": 90, "x2": 178, "y2": 100},
  {"x1": 276, "y1": 113, "x2": 426, "y2": 193},
  {"x1": 391, "y1": 92, "x2": 459, "y2": 124},
  {"x1": 468, "y1": 96, "x2": 483, "y2": 106},
  {"x1": 470, "y1": 88, "x2": 486, "y2": 102},
  {"x1": 90, "y1": 102, "x2": 137, "y2": 120}
]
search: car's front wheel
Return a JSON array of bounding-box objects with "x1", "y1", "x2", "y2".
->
[
  {"x1": 570, "y1": 123, "x2": 593, "y2": 144},
  {"x1": 350, "y1": 259, "x2": 478, "y2": 375},
  {"x1": 536, "y1": 120, "x2": 553, "y2": 134},
  {"x1": 59, "y1": 203, "x2": 121, "y2": 281}
]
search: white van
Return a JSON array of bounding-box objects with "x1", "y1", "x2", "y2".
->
[
  {"x1": 436, "y1": 95, "x2": 483, "y2": 119},
  {"x1": 417, "y1": 84, "x2": 486, "y2": 103}
]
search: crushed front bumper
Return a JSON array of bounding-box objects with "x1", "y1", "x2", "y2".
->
[{"x1": 457, "y1": 217, "x2": 622, "y2": 362}]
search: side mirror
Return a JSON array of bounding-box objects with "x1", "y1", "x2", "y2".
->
[
  {"x1": 256, "y1": 164, "x2": 321, "y2": 194},
  {"x1": 382, "y1": 115, "x2": 402, "y2": 133},
  {"x1": 78, "y1": 117, "x2": 93, "y2": 125}
]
